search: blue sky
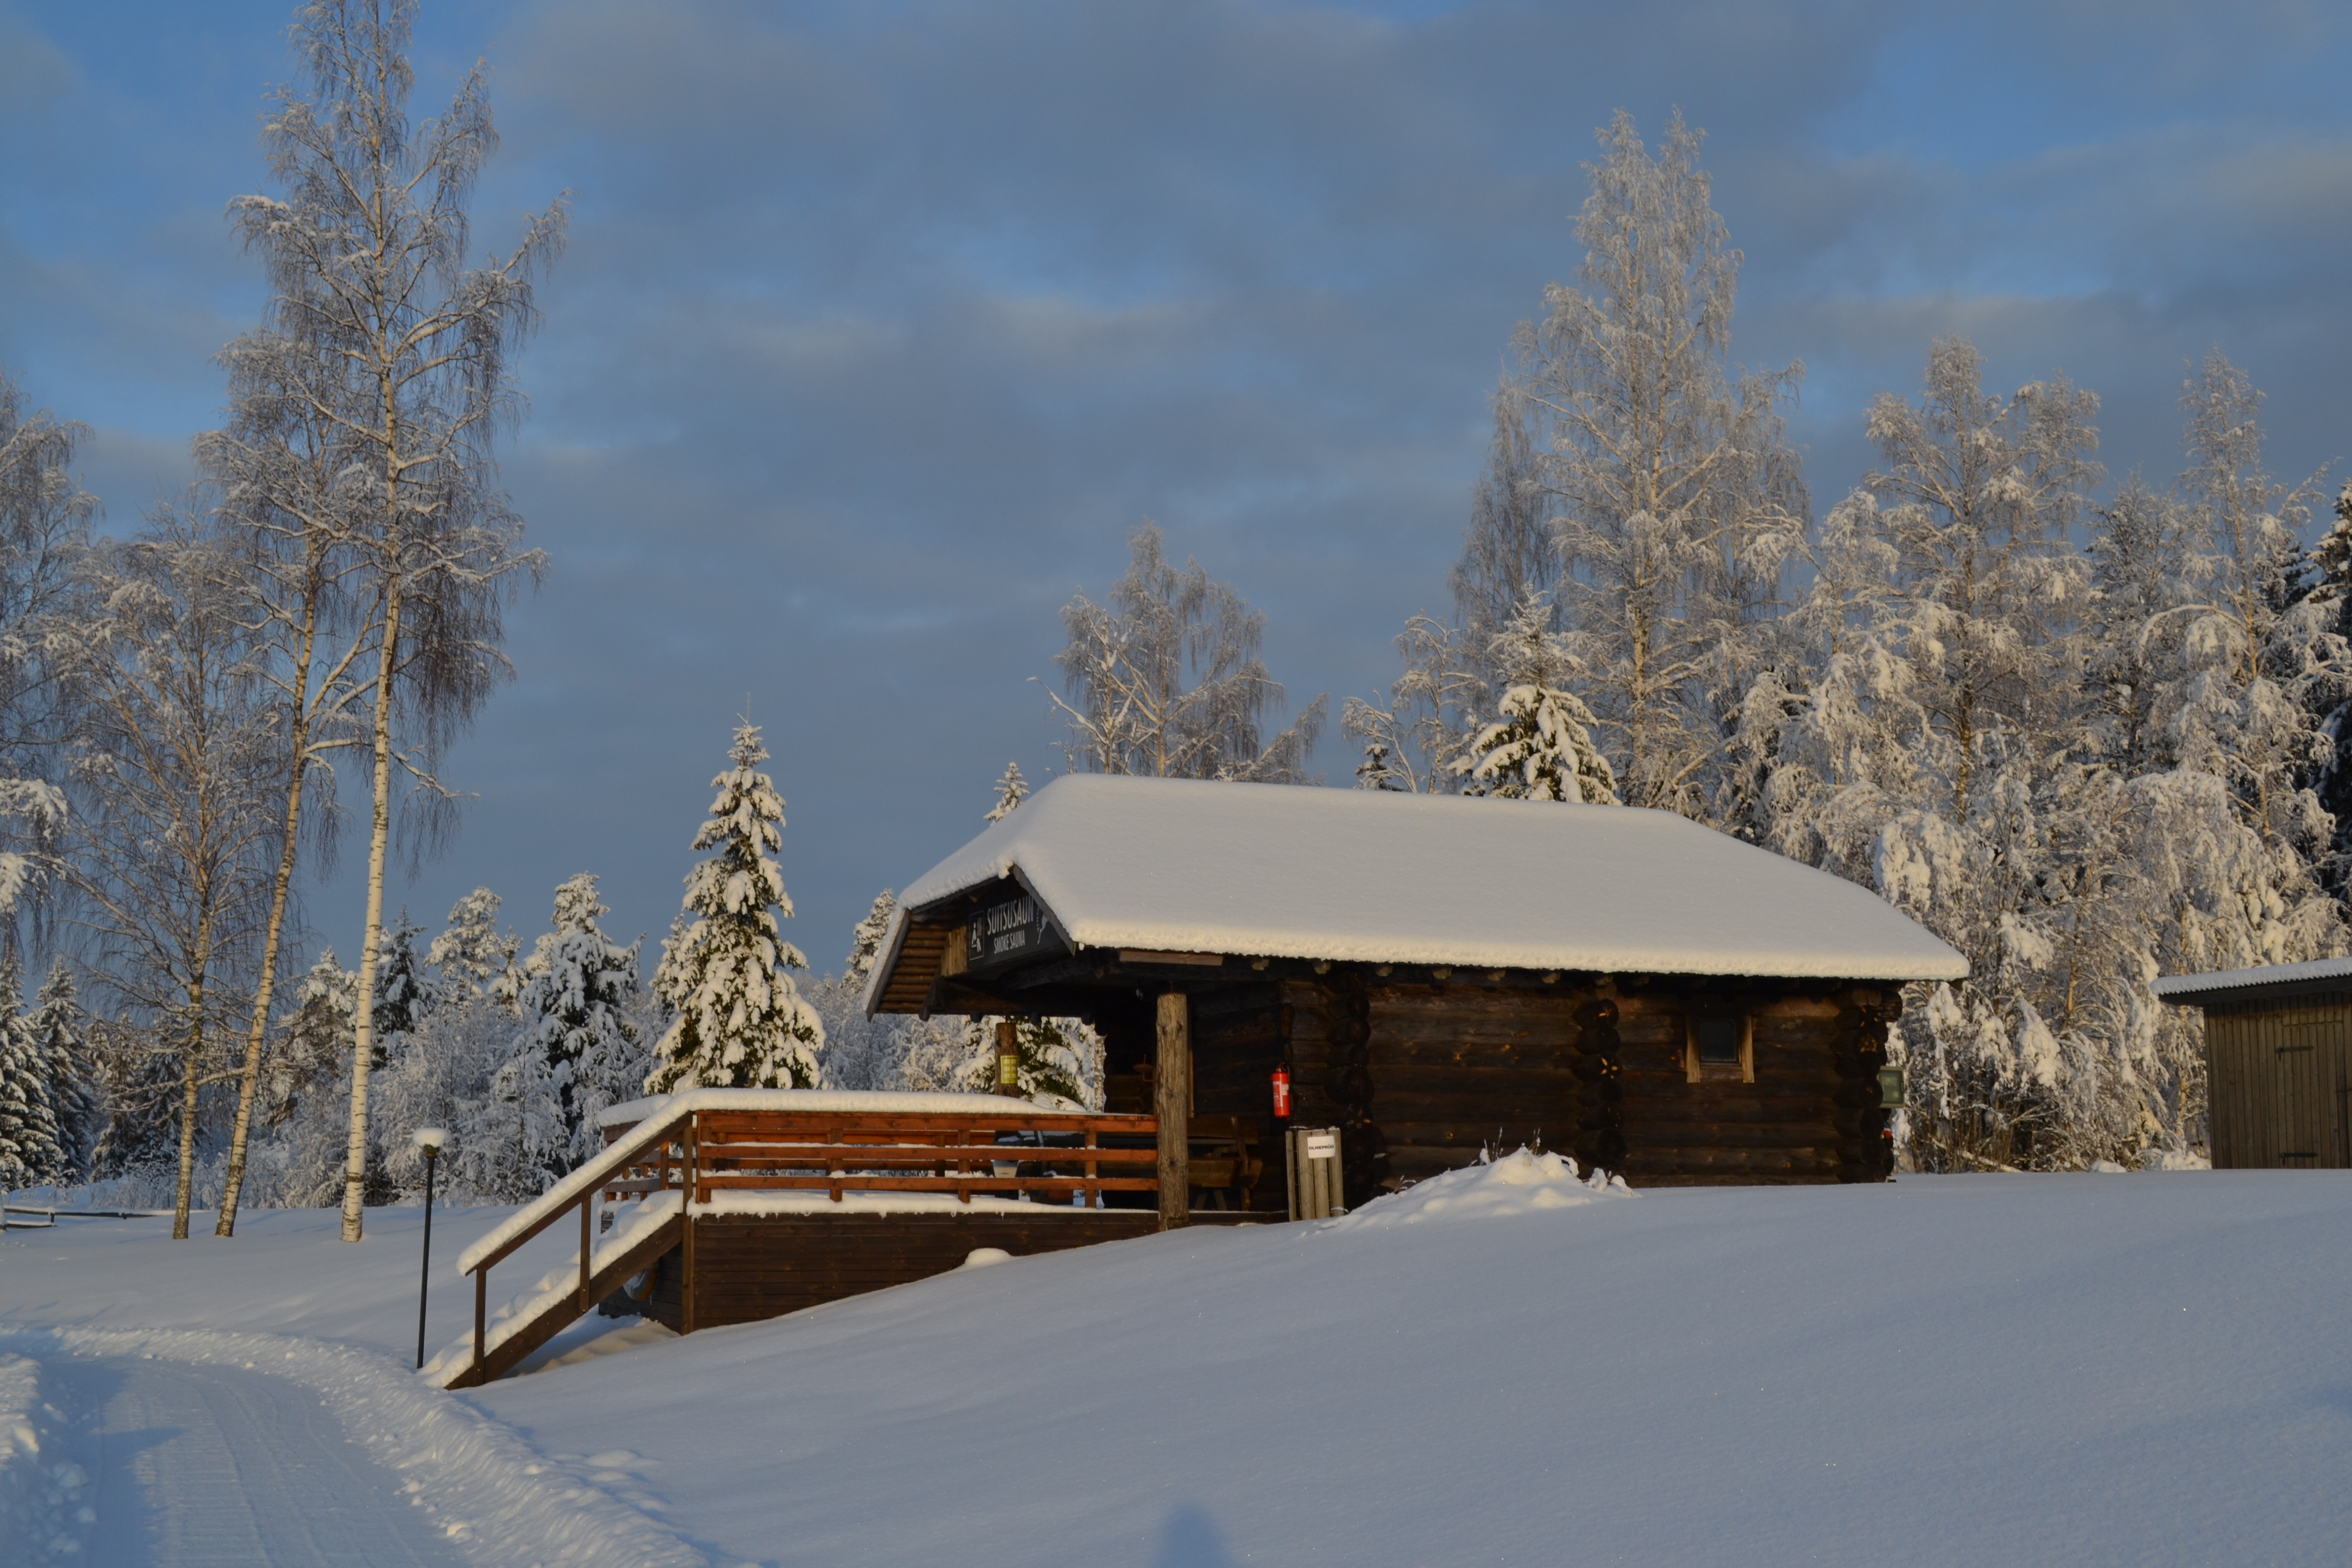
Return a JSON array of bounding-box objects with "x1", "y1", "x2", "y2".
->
[{"x1": 3, "y1": 0, "x2": 2348, "y2": 970}]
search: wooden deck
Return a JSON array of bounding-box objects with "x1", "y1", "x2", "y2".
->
[{"x1": 442, "y1": 1093, "x2": 1193, "y2": 1388}]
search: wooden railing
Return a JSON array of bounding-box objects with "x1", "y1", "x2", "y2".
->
[
  {"x1": 600, "y1": 1106, "x2": 1161, "y2": 1208},
  {"x1": 446, "y1": 1093, "x2": 1160, "y2": 1388}
]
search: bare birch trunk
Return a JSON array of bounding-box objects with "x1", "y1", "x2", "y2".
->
[
  {"x1": 340, "y1": 580, "x2": 402, "y2": 1242},
  {"x1": 217, "y1": 607, "x2": 317, "y2": 1237},
  {"x1": 173, "y1": 923, "x2": 211, "y2": 1240}
]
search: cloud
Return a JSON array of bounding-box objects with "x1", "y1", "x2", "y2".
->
[{"x1": 2, "y1": 0, "x2": 2347, "y2": 959}]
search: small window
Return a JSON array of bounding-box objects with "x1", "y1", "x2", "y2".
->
[{"x1": 1685, "y1": 1011, "x2": 1754, "y2": 1084}]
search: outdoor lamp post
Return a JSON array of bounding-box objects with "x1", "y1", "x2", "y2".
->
[{"x1": 412, "y1": 1126, "x2": 448, "y2": 1369}]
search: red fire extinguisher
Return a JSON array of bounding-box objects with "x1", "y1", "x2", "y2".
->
[{"x1": 1270, "y1": 1065, "x2": 1292, "y2": 1120}]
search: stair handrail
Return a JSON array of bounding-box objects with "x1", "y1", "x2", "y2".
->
[
  {"x1": 456, "y1": 1097, "x2": 697, "y2": 1278},
  {"x1": 453, "y1": 1096, "x2": 700, "y2": 1384}
]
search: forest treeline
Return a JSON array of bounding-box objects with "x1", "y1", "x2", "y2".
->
[{"x1": 4, "y1": 10, "x2": 2347, "y2": 1217}]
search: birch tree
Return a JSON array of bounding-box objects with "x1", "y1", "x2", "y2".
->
[
  {"x1": 230, "y1": 0, "x2": 560, "y2": 1240},
  {"x1": 57, "y1": 521, "x2": 281, "y2": 1236},
  {"x1": 203, "y1": 314, "x2": 377, "y2": 1236},
  {"x1": 1051, "y1": 524, "x2": 1326, "y2": 782},
  {"x1": 1342, "y1": 614, "x2": 1484, "y2": 793},
  {"x1": 0, "y1": 368, "x2": 94, "y2": 943},
  {"x1": 1515, "y1": 110, "x2": 1806, "y2": 817}
]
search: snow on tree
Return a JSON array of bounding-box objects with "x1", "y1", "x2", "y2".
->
[
  {"x1": 1736, "y1": 342, "x2": 2349, "y2": 1170},
  {"x1": 1451, "y1": 588, "x2": 1618, "y2": 804},
  {"x1": 26, "y1": 959, "x2": 97, "y2": 1183},
  {"x1": 1051, "y1": 524, "x2": 1327, "y2": 782},
  {"x1": 1510, "y1": 110, "x2": 1805, "y2": 817},
  {"x1": 1449, "y1": 382, "x2": 1559, "y2": 684},
  {"x1": 0, "y1": 959, "x2": 67, "y2": 1190},
  {"x1": 246, "y1": 948, "x2": 364, "y2": 1206},
  {"x1": 230, "y1": 0, "x2": 560, "y2": 1242},
  {"x1": 646, "y1": 723, "x2": 821, "y2": 1095},
  {"x1": 514, "y1": 873, "x2": 648, "y2": 1172},
  {"x1": 89, "y1": 1021, "x2": 183, "y2": 1183},
  {"x1": 2316, "y1": 479, "x2": 2352, "y2": 876},
  {"x1": 847, "y1": 890, "x2": 896, "y2": 981},
  {"x1": 427, "y1": 887, "x2": 520, "y2": 1008},
  {"x1": 0, "y1": 366, "x2": 92, "y2": 946},
  {"x1": 987, "y1": 763, "x2": 1028, "y2": 822},
  {"x1": 1343, "y1": 614, "x2": 1485, "y2": 794},
  {"x1": 371, "y1": 909, "x2": 429, "y2": 1065}
]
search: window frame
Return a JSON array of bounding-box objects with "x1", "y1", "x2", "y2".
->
[{"x1": 1684, "y1": 1009, "x2": 1755, "y2": 1085}]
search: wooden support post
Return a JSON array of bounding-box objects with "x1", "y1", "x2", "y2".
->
[
  {"x1": 473, "y1": 1268, "x2": 486, "y2": 1380},
  {"x1": 682, "y1": 1115, "x2": 698, "y2": 1335},
  {"x1": 995, "y1": 1018, "x2": 1021, "y2": 1096},
  {"x1": 579, "y1": 1195, "x2": 592, "y2": 1312},
  {"x1": 1156, "y1": 991, "x2": 1190, "y2": 1231}
]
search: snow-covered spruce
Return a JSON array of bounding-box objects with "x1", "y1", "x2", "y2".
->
[
  {"x1": 986, "y1": 760, "x2": 1028, "y2": 822},
  {"x1": 0, "y1": 959, "x2": 68, "y2": 1192},
  {"x1": 645, "y1": 723, "x2": 821, "y2": 1093},
  {"x1": 1452, "y1": 585, "x2": 1618, "y2": 804},
  {"x1": 23, "y1": 962, "x2": 96, "y2": 1186},
  {"x1": 513, "y1": 874, "x2": 649, "y2": 1174}
]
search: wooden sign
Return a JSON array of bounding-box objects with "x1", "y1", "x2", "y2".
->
[{"x1": 966, "y1": 893, "x2": 1061, "y2": 973}]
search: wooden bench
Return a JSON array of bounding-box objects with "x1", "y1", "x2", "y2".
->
[{"x1": 1186, "y1": 1115, "x2": 1264, "y2": 1211}]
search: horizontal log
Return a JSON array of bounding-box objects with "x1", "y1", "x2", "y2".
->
[
  {"x1": 1624, "y1": 1149, "x2": 1836, "y2": 1173},
  {"x1": 1623, "y1": 1125, "x2": 1839, "y2": 1152},
  {"x1": 1356, "y1": 1065, "x2": 1578, "y2": 1094},
  {"x1": 1621, "y1": 1094, "x2": 1843, "y2": 1122}
]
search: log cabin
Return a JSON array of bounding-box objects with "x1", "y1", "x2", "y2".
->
[
  {"x1": 863, "y1": 775, "x2": 1967, "y2": 1213},
  {"x1": 2154, "y1": 958, "x2": 2352, "y2": 1168}
]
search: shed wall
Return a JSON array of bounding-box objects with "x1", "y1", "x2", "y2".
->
[{"x1": 2201, "y1": 995, "x2": 2352, "y2": 1169}]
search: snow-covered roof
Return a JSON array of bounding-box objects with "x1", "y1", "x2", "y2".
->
[
  {"x1": 871, "y1": 776, "x2": 1964, "y2": 1005},
  {"x1": 2151, "y1": 956, "x2": 2352, "y2": 1001}
]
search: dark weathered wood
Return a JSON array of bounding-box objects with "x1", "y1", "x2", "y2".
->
[
  {"x1": 641, "y1": 1212, "x2": 1160, "y2": 1331},
  {"x1": 1157, "y1": 992, "x2": 1191, "y2": 1230}
]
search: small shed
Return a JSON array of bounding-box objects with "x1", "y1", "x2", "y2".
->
[
  {"x1": 863, "y1": 776, "x2": 1966, "y2": 1210},
  {"x1": 2154, "y1": 958, "x2": 2352, "y2": 1168}
]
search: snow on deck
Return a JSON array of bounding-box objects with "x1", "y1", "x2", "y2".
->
[
  {"x1": 595, "y1": 1087, "x2": 1096, "y2": 1129},
  {"x1": 2151, "y1": 954, "x2": 2352, "y2": 999},
  {"x1": 877, "y1": 775, "x2": 1966, "y2": 1002}
]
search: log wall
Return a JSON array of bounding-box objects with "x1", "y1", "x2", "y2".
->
[{"x1": 1158, "y1": 975, "x2": 1900, "y2": 1202}]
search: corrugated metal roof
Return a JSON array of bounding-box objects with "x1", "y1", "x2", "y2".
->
[{"x1": 2151, "y1": 956, "x2": 2352, "y2": 1000}]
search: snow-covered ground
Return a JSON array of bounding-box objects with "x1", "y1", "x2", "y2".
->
[{"x1": 5, "y1": 1166, "x2": 2350, "y2": 1565}]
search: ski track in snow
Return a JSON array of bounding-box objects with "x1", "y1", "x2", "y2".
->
[
  {"x1": 0, "y1": 1328, "x2": 709, "y2": 1568},
  {"x1": 52, "y1": 1355, "x2": 467, "y2": 1566}
]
